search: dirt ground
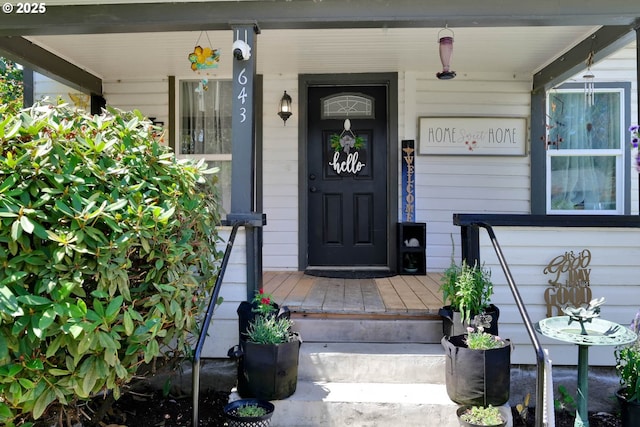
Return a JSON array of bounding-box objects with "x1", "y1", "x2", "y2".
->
[
  {"x1": 512, "y1": 407, "x2": 621, "y2": 427},
  {"x1": 28, "y1": 388, "x2": 623, "y2": 427}
]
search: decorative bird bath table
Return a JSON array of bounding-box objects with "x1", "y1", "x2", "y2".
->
[{"x1": 536, "y1": 309, "x2": 637, "y2": 427}]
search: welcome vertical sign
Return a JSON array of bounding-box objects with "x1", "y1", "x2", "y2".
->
[{"x1": 401, "y1": 140, "x2": 415, "y2": 222}]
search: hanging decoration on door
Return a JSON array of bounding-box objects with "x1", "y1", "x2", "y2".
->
[{"x1": 328, "y1": 119, "x2": 366, "y2": 175}]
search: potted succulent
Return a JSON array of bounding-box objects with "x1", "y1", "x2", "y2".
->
[
  {"x1": 439, "y1": 260, "x2": 499, "y2": 337},
  {"x1": 224, "y1": 398, "x2": 275, "y2": 427},
  {"x1": 456, "y1": 404, "x2": 508, "y2": 427},
  {"x1": 230, "y1": 290, "x2": 302, "y2": 400},
  {"x1": 442, "y1": 324, "x2": 511, "y2": 407},
  {"x1": 614, "y1": 308, "x2": 640, "y2": 427}
]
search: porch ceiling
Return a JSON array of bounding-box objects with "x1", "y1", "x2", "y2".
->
[{"x1": 25, "y1": 26, "x2": 602, "y2": 82}]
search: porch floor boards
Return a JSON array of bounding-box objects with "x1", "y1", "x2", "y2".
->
[{"x1": 263, "y1": 271, "x2": 444, "y2": 318}]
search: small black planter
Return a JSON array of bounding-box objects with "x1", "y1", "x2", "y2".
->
[
  {"x1": 616, "y1": 387, "x2": 640, "y2": 427},
  {"x1": 439, "y1": 304, "x2": 500, "y2": 337},
  {"x1": 224, "y1": 398, "x2": 275, "y2": 427},
  {"x1": 442, "y1": 334, "x2": 511, "y2": 406}
]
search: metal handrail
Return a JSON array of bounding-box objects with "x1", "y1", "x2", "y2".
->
[
  {"x1": 192, "y1": 221, "x2": 245, "y2": 427},
  {"x1": 473, "y1": 222, "x2": 547, "y2": 427}
]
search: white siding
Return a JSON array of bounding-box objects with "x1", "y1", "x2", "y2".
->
[
  {"x1": 403, "y1": 72, "x2": 533, "y2": 272},
  {"x1": 262, "y1": 75, "x2": 300, "y2": 271},
  {"x1": 33, "y1": 71, "x2": 89, "y2": 108},
  {"x1": 104, "y1": 79, "x2": 169, "y2": 127},
  {"x1": 204, "y1": 227, "x2": 249, "y2": 358},
  {"x1": 479, "y1": 227, "x2": 640, "y2": 366}
]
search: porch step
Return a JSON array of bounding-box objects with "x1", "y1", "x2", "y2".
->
[
  {"x1": 268, "y1": 381, "x2": 460, "y2": 427},
  {"x1": 298, "y1": 342, "x2": 446, "y2": 384},
  {"x1": 232, "y1": 340, "x2": 513, "y2": 427},
  {"x1": 291, "y1": 315, "x2": 444, "y2": 343},
  {"x1": 233, "y1": 318, "x2": 513, "y2": 426}
]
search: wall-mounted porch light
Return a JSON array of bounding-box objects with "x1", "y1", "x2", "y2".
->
[
  {"x1": 278, "y1": 91, "x2": 292, "y2": 125},
  {"x1": 436, "y1": 26, "x2": 456, "y2": 80}
]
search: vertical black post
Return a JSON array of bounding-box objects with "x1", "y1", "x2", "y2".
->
[
  {"x1": 229, "y1": 23, "x2": 263, "y2": 300},
  {"x1": 22, "y1": 67, "x2": 33, "y2": 107},
  {"x1": 90, "y1": 94, "x2": 106, "y2": 115},
  {"x1": 530, "y1": 90, "x2": 547, "y2": 215},
  {"x1": 460, "y1": 224, "x2": 480, "y2": 267}
]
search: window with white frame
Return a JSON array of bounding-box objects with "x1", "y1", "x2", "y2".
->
[
  {"x1": 178, "y1": 79, "x2": 233, "y2": 214},
  {"x1": 546, "y1": 87, "x2": 626, "y2": 213}
]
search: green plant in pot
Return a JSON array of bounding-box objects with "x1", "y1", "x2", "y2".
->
[
  {"x1": 614, "y1": 308, "x2": 640, "y2": 427},
  {"x1": 224, "y1": 398, "x2": 275, "y2": 427},
  {"x1": 442, "y1": 324, "x2": 511, "y2": 407},
  {"x1": 234, "y1": 290, "x2": 302, "y2": 400},
  {"x1": 456, "y1": 404, "x2": 507, "y2": 427},
  {"x1": 439, "y1": 259, "x2": 499, "y2": 337}
]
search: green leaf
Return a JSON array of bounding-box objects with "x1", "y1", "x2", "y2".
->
[
  {"x1": 0, "y1": 285, "x2": 22, "y2": 316},
  {"x1": 32, "y1": 388, "x2": 56, "y2": 419},
  {"x1": 4, "y1": 118, "x2": 22, "y2": 139},
  {"x1": 123, "y1": 311, "x2": 134, "y2": 336},
  {"x1": 144, "y1": 339, "x2": 159, "y2": 364},
  {"x1": 18, "y1": 378, "x2": 35, "y2": 389},
  {"x1": 19, "y1": 215, "x2": 34, "y2": 234},
  {"x1": 16, "y1": 295, "x2": 51, "y2": 306},
  {"x1": 0, "y1": 402, "x2": 13, "y2": 420},
  {"x1": 54, "y1": 200, "x2": 75, "y2": 217},
  {"x1": 10, "y1": 219, "x2": 21, "y2": 241},
  {"x1": 38, "y1": 308, "x2": 57, "y2": 331},
  {"x1": 105, "y1": 295, "x2": 123, "y2": 321},
  {"x1": 0, "y1": 174, "x2": 17, "y2": 193},
  {"x1": 0, "y1": 334, "x2": 9, "y2": 365}
]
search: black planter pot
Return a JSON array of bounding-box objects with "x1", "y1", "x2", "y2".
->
[
  {"x1": 231, "y1": 301, "x2": 299, "y2": 400},
  {"x1": 240, "y1": 338, "x2": 301, "y2": 400},
  {"x1": 442, "y1": 334, "x2": 511, "y2": 406},
  {"x1": 616, "y1": 387, "x2": 640, "y2": 427},
  {"x1": 224, "y1": 398, "x2": 275, "y2": 427},
  {"x1": 456, "y1": 405, "x2": 508, "y2": 427},
  {"x1": 439, "y1": 304, "x2": 500, "y2": 337}
]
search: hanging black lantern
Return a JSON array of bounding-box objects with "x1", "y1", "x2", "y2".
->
[{"x1": 278, "y1": 91, "x2": 292, "y2": 125}]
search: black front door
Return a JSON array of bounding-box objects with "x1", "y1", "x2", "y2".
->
[{"x1": 307, "y1": 85, "x2": 388, "y2": 267}]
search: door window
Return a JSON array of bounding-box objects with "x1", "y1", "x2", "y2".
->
[{"x1": 321, "y1": 93, "x2": 375, "y2": 119}]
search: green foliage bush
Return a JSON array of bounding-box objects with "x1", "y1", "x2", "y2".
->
[
  {"x1": 0, "y1": 57, "x2": 23, "y2": 113},
  {"x1": 0, "y1": 101, "x2": 222, "y2": 425}
]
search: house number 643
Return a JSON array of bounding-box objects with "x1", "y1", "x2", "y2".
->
[{"x1": 237, "y1": 68, "x2": 248, "y2": 123}]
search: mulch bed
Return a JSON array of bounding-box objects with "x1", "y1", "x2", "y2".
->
[{"x1": 512, "y1": 407, "x2": 621, "y2": 427}]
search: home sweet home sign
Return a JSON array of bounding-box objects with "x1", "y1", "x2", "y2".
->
[{"x1": 418, "y1": 116, "x2": 527, "y2": 156}]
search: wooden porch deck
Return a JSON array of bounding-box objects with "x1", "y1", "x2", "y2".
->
[{"x1": 263, "y1": 271, "x2": 444, "y2": 318}]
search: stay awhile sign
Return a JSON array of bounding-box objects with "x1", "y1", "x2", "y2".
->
[{"x1": 418, "y1": 116, "x2": 527, "y2": 156}]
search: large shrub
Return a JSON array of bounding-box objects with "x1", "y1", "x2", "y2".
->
[{"x1": 0, "y1": 101, "x2": 222, "y2": 425}]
